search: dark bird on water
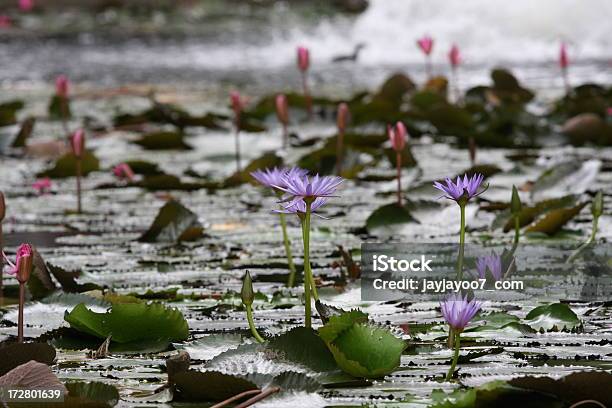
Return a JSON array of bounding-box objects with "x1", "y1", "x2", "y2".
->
[{"x1": 332, "y1": 43, "x2": 366, "y2": 63}]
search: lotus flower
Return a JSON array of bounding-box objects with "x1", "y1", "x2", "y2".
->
[
  {"x1": 3, "y1": 244, "x2": 32, "y2": 278},
  {"x1": 251, "y1": 167, "x2": 307, "y2": 190},
  {"x1": 433, "y1": 173, "x2": 486, "y2": 203},
  {"x1": 0, "y1": 15, "x2": 12, "y2": 28},
  {"x1": 388, "y1": 122, "x2": 407, "y2": 152},
  {"x1": 113, "y1": 163, "x2": 135, "y2": 181},
  {"x1": 275, "y1": 173, "x2": 343, "y2": 207},
  {"x1": 275, "y1": 94, "x2": 289, "y2": 125},
  {"x1": 18, "y1": 0, "x2": 34, "y2": 12},
  {"x1": 417, "y1": 35, "x2": 434, "y2": 55},
  {"x1": 297, "y1": 46, "x2": 310, "y2": 72},
  {"x1": 449, "y1": 44, "x2": 460, "y2": 68},
  {"x1": 32, "y1": 178, "x2": 52, "y2": 195},
  {"x1": 440, "y1": 294, "x2": 481, "y2": 332},
  {"x1": 71, "y1": 129, "x2": 85, "y2": 157},
  {"x1": 55, "y1": 75, "x2": 69, "y2": 98}
]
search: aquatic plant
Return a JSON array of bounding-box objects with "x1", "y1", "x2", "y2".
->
[
  {"x1": 559, "y1": 42, "x2": 570, "y2": 94},
  {"x1": 388, "y1": 122, "x2": 407, "y2": 207},
  {"x1": 113, "y1": 163, "x2": 135, "y2": 182},
  {"x1": 71, "y1": 129, "x2": 85, "y2": 213},
  {"x1": 510, "y1": 185, "x2": 522, "y2": 248},
  {"x1": 230, "y1": 90, "x2": 244, "y2": 172},
  {"x1": 275, "y1": 94, "x2": 289, "y2": 148},
  {"x1": 440, "y1": 294, "x2": 481, "y2": 380},
  {"x1": 32, "y1": 177, "x2": 52, "y2": 195},
  {"x1": 251, "y1": 167, "x2": 308, "y2": 287},
  {"x1": 475, "y1": 252, "x2": 502, "y2": 281},
  {"x1": 449, "y1": 44, "x2": 461, "y2": 101},
  {"x1": 3, "y1": 244, "x2": 33, "y2": 342},
  {"x1": 433, "y1": 173, "x2": 487, "y2": 279},
  {"x1": 0, "y1": 192, "x2": 4, "y2": 296},
  {"x1": 241, "y1": 271, "x2": 264, "y2": 343},
  {"x1": 417, "y1": 35, "x2": 434, "y2": 79},
  {"x1": 567, "y1": 191, "x2": 603, "y2": 263},
  {"x1": 336, "y1": 102, "x2": 349, "y2": 175},
  {"x1": 18, "y1": 0, "x2": 34, "y2": 12},
  {"x1": 0, "y1": 15, "x2": 12, "y2": 28},
  {"x1": 55, "y1": 75, "x2": 70, "y2": 134},
  {"x1": 297, "y1": 46, "x2": 312, "y2": 119},
  {"x1": 274, "y1": 172, "x2": 343, "y2": 327}
]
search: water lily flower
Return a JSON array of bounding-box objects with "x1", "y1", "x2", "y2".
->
[
  {"x1": 417, "y1": 35, "x2": 434, "y2": 78},
  {"x1": 441, "y1": 294, "x2": 482, "y2": 381},
  {"x1": 475, "y1": 252, "x2": 502, "y2": 281},
  {"x1": 449, "y1": 44, "x2": 460, "y2": 68},
  {"x1": 296, "y1": 46, "x2": 313, "y2": 119},
  {"x1": 388, "y1": 122, "x2": 408, "y2": 206},
  {"x1": 275, "y1": 94, "x2": 289, "y2": 148},
  {"x1": 559, "y1": 42, "x2": 570, "y2": 93},
  {"x1": 3, "y1": 243, "x2": 34, "y2": 343},
  {"x1": 0, "y1": 15, "x2": 12, "y2": 28},
  {"x1": 113, "y1": 163, "x2": 135, "y2": 182},
  {"x1": 274, "y1": 197, "x2": 329, "y2": 217},
  {"x1": 56, "y1": 75, "x2": 69, "y2": 98},
  {"x1": 32, "y1": 178, "x2": 52, "y2": 195},
  {"x1": 275, "y1": 173, "x2": 343, "y2": 208},
  {"x1": 336, "y1": 103, "x2": 350, "y2": 175},
  {"x1": 251, "y1": 167, "x2": 308, "y2": 288},
  {"x1": 18, "y1": 0, "x2": 34, "y2": 12},
  {"x1": 434, "y1": 173, "x2": 487, "y2": 279}
]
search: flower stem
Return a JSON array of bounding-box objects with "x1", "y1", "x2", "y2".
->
[
  {"x1": 246, "y1": 304, "x2": 264, "y2": 343},
  {"x1": 76, "y1": 158, "x2": 82, "y2": 214},
  {"x1": 302, "y1": 72, "x2": 312, "y2": 120},
  {"x1": 234, "y1": 125, "x2": 241, "y2": 173},
  {"x1": 456, "y1": 204, "x2": 466, "y2": 280},
  {"x1": 446, "y1": 330, "x2": 461, "y2": 381},
  {"x1": 18, "y1": 283, "x2": 25, "y2": 342},
  {"x1": 567, "y1": 216, "x2": 599, "y2": 263},
  {"x1": 336, "y1": 129, "x2": 344, "y2": 176},
  {"x1": 282, "y1": 123, "x2": 288, "y2": 149},
  {"x1": 279, "y1": 211, "x2": 297, "y2": 288},
  {"x1": 396, "y1": 151, "x2": 402, "y2": 207},
  {"x1": 301, "y1": 201, "x2": 318, "y2": 328}
]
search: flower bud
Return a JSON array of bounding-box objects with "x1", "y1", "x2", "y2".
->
[
  {"x1": 113, "y1": 163, "x2": 135, "y2": 181},
  {"x1": 511, "y1": 185, "x2": 522, "y2": 216},
  {"x1": 19, "y1": 0, "x2": 34, "y2": 12},
  {"x1": 71, "y1": 129, "x2": 85, "y2": 158},
  {"x1": 275, "y1": 94, "x2": 289, "y2": 125},
  {"x1": 388, "y1": 122, "x2": 407, "y2": 152},
  {"x1": 241, "y1": 270, "x2": 254, "y2": 306},
  {"x1": 15, "y1": 244, "x2": 33, "y2": 284},
  {"x1": 297, "y1": 46, "x2": 310, "y2": 72},
  {"x1": 449, "y1": 44, "x2": 460, "y2": 68},
  {"x1": 0, "y1": 191, "x2": 5, "y2": 222},
  {"x1": 559, "y1": 42, "x2": 569, "y2": 69},
  {"x1": 230, "y1": 91, "x2": 242, "y2": 117},
  {"x1": 417, "y1": 35, "x2": 434, "y2": 55},
  {"x1": 337, "y1": 103, "x2": 349, "y2": 133},
  {"x1": 55, "y1": 75, "x2": 69, "y2": 98},
  {"x1": 591, "y1": 190, "x2": 603, "y2": 218}
]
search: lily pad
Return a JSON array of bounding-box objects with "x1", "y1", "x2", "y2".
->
[
  {"x1": 525, "y1": 202, "x2": 587, "y2": 235},
  {"x1": 524, "y1": 303, "x2": 581, "y2": 332},
  {"x1": 0, "y1": 100, "x2": 24, "y2": 126},
  {"x1": 64, "y1": 381, "x2": 120, "y2": 407},
  {"x1": 365, "y1": 203, "x2": 419, "y2": 236},
  {"x1": 38, "y1": 151, "x2": 100, "y2": 179},
  {"x1": 11, "y1": 117, "x2": 36, "y2": 148},
  {"x1": 133, "y1": 131, "x2": 192, "y2": 150},
  {"x1": 173, "y1": 370, "x2": 257, "y2": 402},
  {"x1": 0, "y1": 342, "x2": 56, "y2": 376},
  {"x1": 48, "y1": 95, "x2": 71, "y2": 119},
  {"x1": 267, "y1": 327, "x2": 338, "y2": 372},
  {"x1": 64, "y1": 302, "x2": 189, "y2": 345},
  {"x1": 139, "y1": 200, "x2": 203, "y2": 243}
]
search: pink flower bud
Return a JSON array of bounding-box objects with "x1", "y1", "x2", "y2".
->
[
  {"x1": 113, "y1": 163, "x2": 135, "y2": 181},
  {"x1": 275, "y1": 94, "x2": 289, "y2": 125},
  {"x1": 417, "y1": 35, "x2": 434, "y2": 56},
  {"x1": 388, "y1": 122, "x2": 407, "y2": 152},
  {"x1": 230, "y1": 91, "x2": 243, "y2": 117},
  {"x1": 55, "y1": 75, "x2": 69, "y2": 98},
  {"x1": 32, "y1": 178, "x2": 52, "y2": 195},
  {"x1": 0, "y1": 15, "x2": 12, "y2": 28},
  {"x1": 297, "y1": 46, "x2": 310, "y2": 72},
  {"x1": 449, "y1": 44, "x2": 460, "y2": 68},
  {"x1": 71, "y1": 129, "x2": 85, "y2": 157},
  {"x1": 3, "y1": 243, "x2": 33, "y2": 283},
  {"x1": 0, "y1": 191, "x2": 5, "y2": 221},
  {"x1": 559, "y1": 42, "x2": 569, "y2": 69},
  {"x1": 18, "y1": 0, "x2": 34, "y2": 12},
  {"x1": 337, "y1": 103, "x2": 350, "y2": 132}
]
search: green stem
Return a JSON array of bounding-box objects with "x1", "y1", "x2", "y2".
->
[
  {"x1": 567, "y1": 216, "x2": 599, "y2": 263},
  {"x1": 246, "y1": 305, "x2": 264, "y2": 343},
  {"x1": 302, "y1": 202, "x2": 319, "y2": 301},
  {"x1": 446, "y1": 330, "x2": 461, "y2": 381},
  {"x1": 513, "y1": 216, "x2": 520, "y2": 245},
  {"x1": 456, "y1": 204, "x2": 466, "y2": 280},
  {"x1": 279, "y1": 211, "x2": 297, "y2": 288}
]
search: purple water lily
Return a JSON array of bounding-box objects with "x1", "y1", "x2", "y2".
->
[
  {"x1": 250, "y1": 167, "x2": 308, "y2": 190},
  {"x1": 274, "y1": 197, "x2": 329, "y2": 217},
  {"x1": 440, "y1": 294, "x2": 482, "y2": 332},
  {"x1": 275, "y1": 173, "x2": 343, "y2": 207},
  {"x1": 475, "y1": 252, "x2": 503, "y2": 281},
  {"x1": 433, "y1": 173, "x2": 486, "y2": 203}
]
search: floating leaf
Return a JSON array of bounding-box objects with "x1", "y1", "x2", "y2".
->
[
  {"x1": 267, "y1": 327, "x2": 338, "y2": 372},
  {"x1": 524, "y1": 303, "x2": 581, "y2": 332},
  {"x1": 0, "y1": 360, "x2": 66, "y2": 391},
  {"x1": 123, "y1": 160, "x2": 163, "y2": 176},
  {"x1": 133, "y1": 131, "x2": 192, "y2": 150},
  {"x1": 173, "y1": 370, "x2": 257, "y2": 402},
  {"x1": 47, "y1": 263, "x2": 101, "y2": 293},
  {"x1": 64, "y1": 381, "x2": 120, "y2": 407},
  {"x1": 47, "y1": 95, "x2": 71, "y2": 119},
  {"x1": 0, "y1": 100, "x2": 24, "y2": 126},
  {"x1": 139, "y1": 200, "x2": 203, "y2": 243},
  {"x1": 38, "y1": 151, "x2": 100, "y2": 179},
  {"x1": 11, "y1": 117, "x2": 36, "y2": 148},
  {"x1": 225, "y1": 152, "x2": 283, "y2": 187},
  {"x1": 365, "y1": 203, "x2": 419, "y2": 236},
  {"x1": 0, "y1": 343, "x2": 56, "y2": 376},
  {"x1": 525, "y1": 202, "x2": 587, "y2": 235},
  {"x1": 64, "y1": 302, "x2": 189, "y2": 345}
]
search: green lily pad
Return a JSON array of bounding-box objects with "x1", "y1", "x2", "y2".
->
[
  {"x1": 48, "y1": 95, "x2": 71, "y2": 120},
  {"x1": 133, "y1": 131, "x2": 192, "y2": 150},
  {"x1": 38, "y1": 151, "x2": 100, "y2": 179},
  {"x1": 365, "y1": 203, "x2": 419, "y2": 236},
  {"x1": 524, "y1": 303, "x2": 581, "y2": 332},
  {"x1": 267, "y1": 327, "x2": 338, "y2": 372},
  {"x1": 173, "y1": 370, "x2": 257, "y2": 402},
  {"x1": 11, "y1": 117, "x2": 35, "y2": 148},
  {"x1": 64, "y1": 302, "x2": 189, "y2": 345},
  {"x1": 525, "y1": 202, "x2": 587, "y2": 235},
  {"x1": 139, "y1": 200, "x2": 203, "y2": 243},
  {"x1": 0, "y1": 100, "x2": 24, "y2": 126},
  {"x1": 64, "y1": 381, "x2": 119, "y2": 407},
  {"x1": 123, "y1": 160, "x2": 163, "y2": 175},
  {"x1": 225, "y1": 152, "x2": 283, "y2": 187}
]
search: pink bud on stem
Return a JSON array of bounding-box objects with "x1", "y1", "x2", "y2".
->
[
  {"x1": 336, "y1": 103, "x2": 350, "y2": 175},
  {"x1": 6, "y1": 243, "x2": 33, "y2": 342},
  {"x1": 230, "y1": 91, "x2": 243, "y2": 173},
  {"x1": 113, "y1": 163, "x2": 135, "y2": 182},
  {"x1": 18, "y1": 0, "x2": 34, "y2": 12},
  {"x1": 297, "y1": 46, "x2": 312, "y2": 120},
  {"x1": 71, "y1": 129, "x2": 85, "y2": 213},
  {"x1": 388, "y1": 122, "x2": 408, "y2": 206},
  {"x1": 275, "y1": 94, "x2": 290, "y2": 148},
  {"x1": 449, "y1": 44, "x2": 461, "y2": 103},
  {"x1": 55, "y1": 75, "x2": 70, "y2": 135},
  {"x1": 0, "y1": 192, "x2": 5, "y2": 299},
  {"x1": 559, "y1": 42, "x2": 570, "y2": 94},
  {"x1": 417, "y1": 35, "x2": 434, "y2": 80}
]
